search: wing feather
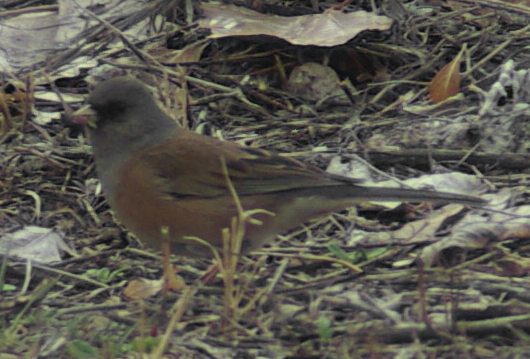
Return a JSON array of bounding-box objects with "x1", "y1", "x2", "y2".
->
[{"x1": 136, "y1": 131, "x2": 353, "y2": 199}]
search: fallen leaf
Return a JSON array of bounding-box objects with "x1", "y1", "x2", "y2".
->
[
  {"x1": 198, "y1": 3, "x2": 393, "y2": 47},
  {"x1": 123, "y1": 278, "x2": 164, "y2": 300},
  {"x1": 0, "y1": 226, "x2": 73, "y2": 263},
  {"x1": 429, "y1": 43, "x2": 467, "y2": 103},
  {"x1": 287, "y1": 62, "x2": 347, "y2": 102}
]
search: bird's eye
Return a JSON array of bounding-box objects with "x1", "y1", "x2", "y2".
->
[
  {"x1": 112, "y1": 102, "x2": 128, "y2": 114},
  {"x1": 95, "y1": 101, "x2": 128, "y2": 119}
]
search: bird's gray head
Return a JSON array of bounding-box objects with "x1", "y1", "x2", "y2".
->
[
  {"x1": 87, "y1": 76, "x2": 177, "y2": 145},
  {"x1": 88, "y1": 77, "x2": 160, "y2": 126},
  {"x1": 85, "y1": 76, "x2": 178, "y2": 183}
]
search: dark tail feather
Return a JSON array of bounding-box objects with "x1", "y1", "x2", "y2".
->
[{"x1": 314, "y1": 185, "x2": 486, "y2": 207}]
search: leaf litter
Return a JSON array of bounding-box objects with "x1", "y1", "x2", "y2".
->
[{"x1": 2, "y1": 0, "x2": 530, "y2": 358}]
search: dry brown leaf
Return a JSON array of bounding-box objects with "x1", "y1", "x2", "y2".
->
[
  {"x1": 429, "y1": 43, "x2": 467, "y2": 103},
  {"x1": 349, "y1": 204, "x2": 471, "y2": 249},
  {"x1": 198, "y1": 3, "x2": 393, "y2": 47},
  {"x1": 287, "y1": 62, "x2": 347, "y2": 102},
  {"x1": 419, "y1": 201, "x2": 530, "y2": 267},
  {"x1": 0, "y1": 226, "x2": 72, "y2": 263},
  {"x1": 388, "y1": 204, "x2": 467, "y2": 243},
  {"x1": 123, "y1": 278, "x2": 164, "y2": 300}
]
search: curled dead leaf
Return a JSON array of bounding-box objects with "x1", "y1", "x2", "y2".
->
[{"x1": 429, "y1": 44, "x2": 467, "y2": 103}]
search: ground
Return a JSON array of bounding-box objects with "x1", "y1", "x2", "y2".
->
[{"x1": 2, "y1": 0, "x2": 530, "y2": 358}]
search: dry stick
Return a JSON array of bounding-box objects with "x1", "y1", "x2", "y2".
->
[
  {"x1": 472, "y1": 0, "x2": 530, "y2": 16},
  {"x1": 73, "y1": 0, "x2": 153, "y2": 64},
  {"x1": 463, "y1": 23, "x2": 530, "y2": 77},
  {"x1": 150, "y1": 283, "x2": 199, "y2": 359},
  {"x1": 219, "y1": 156, "x2": 274, "y2": 321}
]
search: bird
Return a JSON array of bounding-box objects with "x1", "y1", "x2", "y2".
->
[{"x1": 75, "y1": 76, "x2": 485, "y2": 261}]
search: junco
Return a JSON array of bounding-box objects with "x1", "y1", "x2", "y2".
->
[{"x1": 76, "y1": 76, "x2": 485, "y2": 259}]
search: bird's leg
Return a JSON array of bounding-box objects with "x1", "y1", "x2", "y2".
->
[{"x1": 160, "y1": 226, "x2": 186, "y2": 296}]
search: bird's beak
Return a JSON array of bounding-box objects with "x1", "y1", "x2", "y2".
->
[{"x1": 71, "y1": 104, "x2": 98, "y2": 129}]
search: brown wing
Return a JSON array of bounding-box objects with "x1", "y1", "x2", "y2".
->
[{"x1": 137, "y1": 130, "x2": 355, "y2": 199}]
